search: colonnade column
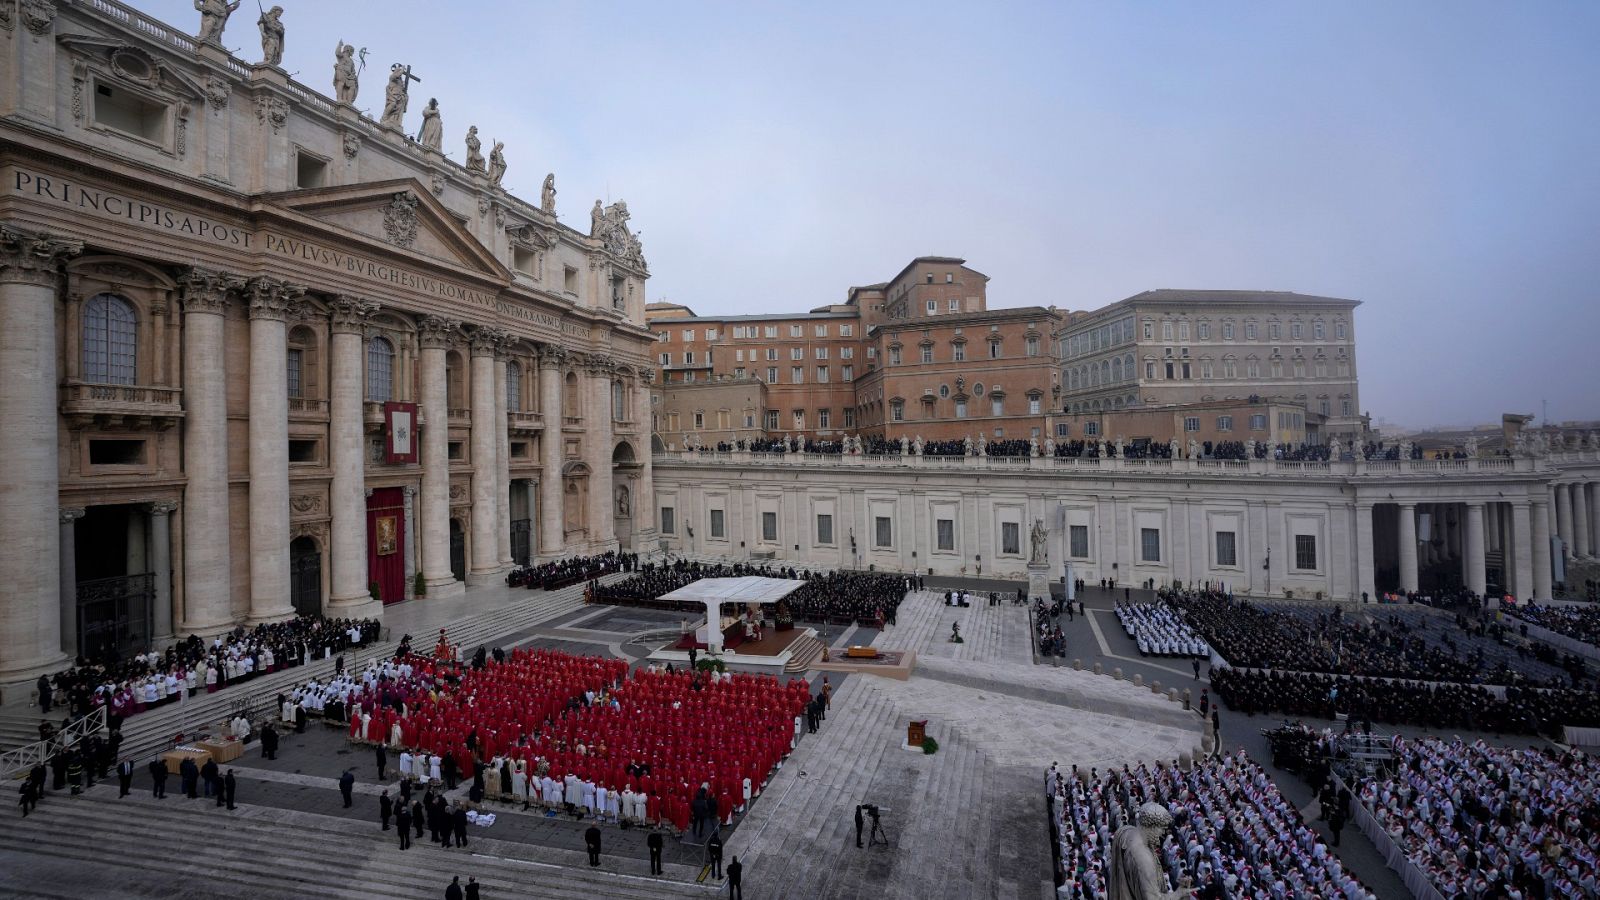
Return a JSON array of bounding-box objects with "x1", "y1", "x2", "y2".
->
[
  {"x1": 585, "y1": 357, "x2": 616, "y2": 550},
  {"x1": 149, "y1": 501, "x2": 177, "y2": 643},
  {"x1": 467, "y1": 329, "x2": 500, "y2": 583},
  {"x1": 1573, "y1": 482, "x2": 1591, "y2": 559},
  {"x1": 537, "y1": 346, "x2": 566, "y2": 559},
  {"x1": 1397, "y1": 502, "x2": 1418, "y2": 593},
  {"x1": 1555, "y1": 483, "x2": 1574, "y2": 563},
  {"x1": 58, "y1": 508, "x2": 85, "y2": 657},
  {"x1": 635, "y1": 370, "x2": 656, "y2": 537},
  {"x1": 1464, "y1": 502, "x2": 1487, "y2": 598},
  {"x1": 494, "y1": 344, "x2": 513, "y2": 568},
  {"x1": 178, "y1": 267, "x2": 242, "y2": 635},
  {"x1": 1355, "y1": 501, "x2": 1375, "y2": 602},
  {"x1": 1531, "y1": 499, "x2": 1552, "y2": 601},
  {"x1": 419, "y1": 315, "x2": 464, "y2": 595},
  {"x1": 327, "y1": 297, "x2": 379, "y2": 617},
  {"x1": 1510, "y1": 501, "x2": 1533, "y2": 602},
  {"x1": 245, "y1": 278, "x2": 302, "y2": 624},
  {"x1": 0, "y1": 228, "x2": 79, "y2": 680}
]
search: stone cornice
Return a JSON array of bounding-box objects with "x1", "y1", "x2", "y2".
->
[
  {"x1": 178, "y1": 266, "x2": 244, "y2": 314},
  {"x1": 0, "y1": 224, "x2": 83, "y2": 287}
]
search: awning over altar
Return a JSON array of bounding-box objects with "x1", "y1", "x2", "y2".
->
[{"x1": 659, "y1": 576, "x2": 808, "y2": 607}]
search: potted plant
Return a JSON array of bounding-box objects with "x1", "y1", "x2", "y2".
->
[
  {"x1": 414, "y1": 571, "x2": 427, "y2": 597},
  {"x1": 368, "y1": 581, "x2": 381, "y2": 604}
]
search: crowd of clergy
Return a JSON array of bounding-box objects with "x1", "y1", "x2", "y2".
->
[
  {"x1": 282, "y1": 645, "x2": 813, "y2": 836},
  {"x1": 36, "y1": 615, "x2": 380, "y2": 722},
  {"x1": 1047, "y1": 751, "x2": 1377, "y2": 899},
  {"x1": 1114, "y1": 601, "x2": 1211, "y2": 658},
  {"x1": 1359, "y1": 737, "x2": 1600, "y2": 899}
]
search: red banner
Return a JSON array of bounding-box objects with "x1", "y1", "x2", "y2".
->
[{"x1": 384, "y1": 401, "x2": 419, "y2": 464}]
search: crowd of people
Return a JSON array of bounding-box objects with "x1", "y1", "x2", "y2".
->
[
  {"x1": 1114, "y1": 601, "x2": 1211, "y2": 657},
  {"x1": 505, "y1": 552, "x2": 638, "y2": 590},
  {"x1": 36, "y1": 615, "x2": 380, "y2": 723},
  {"x1": 322, "y1": 647, "x2": 812, "y2": 837},
  {"x1": 1210, "y1": 667, "x2": 1600, "y2": 736},
  {"x1": 1508, "y1": 604, "x2": 1600, "y2": 647},
  {"x1": 1358, "y1": 737, "x2": 1600, "y2": 899},
  {"x1": 588, "y1": 561, "x2": 905, "y2": 627},
  {"x1": 1047, "y1": 752, "x2": 1376, "y2": 899}
]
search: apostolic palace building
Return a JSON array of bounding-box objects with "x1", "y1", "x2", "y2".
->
[
  {"x1": 4, "y1": 0, "x2": 1600, "y2": 697},
  {"x1": 0, "y1": 0, "x2": 657, "y2": 684}
]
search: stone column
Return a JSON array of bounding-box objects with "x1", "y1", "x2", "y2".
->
[
  {"x1": 327, "y1": 297, "x2": 379, "y2": 617},
  {"x1": 1510, "y1": 501, "x2": 1533, "y2": 602},
  {"x1": 1531, "y1": 499, "x2": 1552, "y2": 601},
  {"x1": 402, "y1": 485, "x2": 417, "y2": 595},
  {"x1": 1397, "y1": 503, "x2": 1418, "y2": 593},
  {"x1": 245, "y1": 278, "x2": 302, "y2": 624},
  {"x1": 178, "y1": 268, "x2": 242, "y2": 635},
  {"x1": 1355, "y1": 501, "x2": 1375, "y2": 602},
  {"x1": 635, "y1": 370, "x2": 657, "y2": 536},
  {"x1": 586, "y1": 357, "x2": 616, "y2": 550},
  {"x1": 59, "y1": 508, "x2": 86, "y2": 657},
  {"x1": 0, "y1": 228, "x2": 79, "y2": 681},
  {"x1": 1464, "y1": 502, "x2": 1486, "y2": 598},
  {"x1": 1487, "y1": 503, "x2": 1501, "y2": 552},
  {"x1": 149, "y1": 501, "x2": 177, "y2": 644},
  {"x1": 494, "y1": 344, "x2": 513, "y2": 568},
  {"x1": 1556, "y1": 483, "x2": 1573, "y2": 562},
  {"x1": 1587, "y1": 482, "x2": 1600, "y2": 558},
  {"x1": 419, "y1": 316, "x2": 463, "y2": 595},
  {"x1": 537, "y1": 346, "x2": 566, "y2": 558},
  {"x1": 1573, "y1": 481, "x2": 1591, "y2": 558},
  {"x1": 467, "y1": 328, "x2": 500, "y2": 583}
]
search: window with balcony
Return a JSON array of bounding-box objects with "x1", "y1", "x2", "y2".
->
[{"x1": 82, "y1": 293, "x2": 137, "y2": 385}]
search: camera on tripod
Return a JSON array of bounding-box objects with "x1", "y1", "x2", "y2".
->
[{"x1": 858, "y1": 803, "x2": 880, "y2": 819}]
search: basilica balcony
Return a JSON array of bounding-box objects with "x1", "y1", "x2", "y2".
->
[
  {"x1": 59, "y1": 381, "x2": 183, "y2": 430},
  {"x1": 508, "y1": 411, "x2": 545, "y2": 433},
  {"x1": 563, "y1": 416, "x2": 584, "y2": 428},
  {"x1": 449, "y1": 408, "x2": 471, "y2": 426},
  {"x1": 287, "y1": 398, "x2": 329, "y2": 420},
  {"x1": 363, "y1": 401, "x2": 428, "y2": 430}
]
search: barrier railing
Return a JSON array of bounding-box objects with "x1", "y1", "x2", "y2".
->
[{"x1": 0, "y1": 707, "x2": 107, "y2": 782}]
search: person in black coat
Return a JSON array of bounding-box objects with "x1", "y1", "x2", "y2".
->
[
  {"x1": 442, "y1": 753, "x2": 458, "y2": 790},
  {"x1": 707, "y1": 831, "x2": 724, "y2": 878},
  {"x1": 855, "y1": 805, "x2": 864, "y2": 848},
  {"x1": 451, "y1": 802, "x2": 469, "y2": 848},
  {"x1": 338, "y1": 769, "x2": 355, "y2": 808},
  {"x1": 375, "y1": 745, "x2": 388, "y2": 781},
  {"x1": 18, "y1": 780, "x2": 36, "y2": 817},
  {"x1": 395, "y1": 804, "x2": 412, "y2": 850},
  {"x1": 223, "y1": 769, "x2": 237, "y2": 810},
  {"x1": 147, "y1": 760, "x2": 167, "y2": 798},
  {"x1": 294, "y1": 705, "x2": 307, "y2": 734},
  {"x1": 727, "y1": 856, "x2": 743, "y2": 899},
  {"x1": 116, "y1": 758, "x2": 134, "y2": 797},
  {"x1": 179, "y1": 757, "x2": 199, "y2": 798},
  {"x1": 37, "y1": 675, "x2": 52, "y2": 713},
  {"x1": 201, "y1": 758, "x2": 219, "y2": 799},
  {"x1": 444, "y1": 876, "x2": 463, "y2": 900},
  {"x1": 259, "y1": 723, "x2": 279, "y2": 761},
  {"x1": 647, "y1": 829, "x2": 664, "y2": 874},
  {"x1": 379, "y1": 790, "x2": 393, "y2": 830},
  {"x1": 464, "y1": 877, "x2": 480, "y2": 900},
  {"x1": 412, "y1": 799, "x2": 425, "y2": 839},
  {"x1": 584, "y1": 824, "x2": 602, "y2": 866}
]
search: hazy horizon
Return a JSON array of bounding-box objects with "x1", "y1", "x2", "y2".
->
[{"x1": 138, "y1": 0, "x2": 1600, "y2": 427}]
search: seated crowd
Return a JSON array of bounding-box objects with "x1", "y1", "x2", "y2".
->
[
  {"x1": 589, "y1": 560, "x2": 904, "y2": 627},
  {"x1": 1048, "y1": 752, "x2": 1375, "y2": 899},
  {"x1": 40, "y1": 615, "x2": 379, "y2": 722},
  {"x1": 1358, "y1": 737, "x2": 1600, "y2": 899},
  {"x1": 506, "y1": 551, "x2": 638, "y2": 590},
  {"x1": 1508, "y1": 604, "x2": 1600, "y2": 648},
  {"x1": 1114, "y1": 601, "x2": 1210, "y2": 658},
  {"x1": 319, "y1": 648, "x2": 810, "y2": 835}
]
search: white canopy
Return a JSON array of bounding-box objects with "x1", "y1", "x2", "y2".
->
[{"x1": 660, "y1": 576, "x2": 808, "y2": 654}]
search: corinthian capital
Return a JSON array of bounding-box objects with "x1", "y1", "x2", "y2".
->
[
  {"x1": 469, "y1": 325, "x2": 504, "y2": 356},
  {"x1": 536, "y1": 342, "x2": 568, "y2": 369},
  {"x1": 0, "y1": 225, "x2": 83, "y2": 287},
  {"x1": 417, "y1": 314, "x2": 461, "y2": 349},
  {"x1": 245, "y1": 276, "x2": 307, "y2": 321},
  {"x1": 179, "y1": 266, "x2": 245, "y2": 314},
  {"x1": 330, "y1": 295, "x2": 380, "y2": 333}
]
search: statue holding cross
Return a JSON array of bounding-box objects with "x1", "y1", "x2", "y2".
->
[{"x1": 380, "y1": 63, "x2": 419, "y2": 130}]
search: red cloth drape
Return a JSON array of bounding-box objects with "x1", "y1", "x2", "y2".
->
[{"x1": 367, "y1": 487, "x2": 406, "y2": 604}]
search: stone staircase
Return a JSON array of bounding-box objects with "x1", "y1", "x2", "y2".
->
[
  {"x1": 4, "y1": 578, "x2": 610, "y2": 764},
  {"x1": 783, "y1": 631, "x2": 826, "y2": 673},
  {"x1": 0, "y1": 784, "x2": 709, "y2": 900},
  {"x1": 882, "y1": 591, "x2": 1027, "y2": 664}
]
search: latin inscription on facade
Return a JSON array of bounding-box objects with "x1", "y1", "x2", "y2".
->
[{"x1": 10, "y1": 168, "x2": 252, "y2": 246}]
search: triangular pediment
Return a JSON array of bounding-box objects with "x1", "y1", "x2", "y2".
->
[{"x1": 259, "y1": 179, "x2": 510, "y2": 280}]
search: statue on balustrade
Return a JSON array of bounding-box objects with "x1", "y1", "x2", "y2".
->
[
  {"x1": 417, "y1": 99, "x2": 443, "y2": 151},
  {"x1": 257, "y1": 5, "x2": 285, "y2": 66},
  {"x1": 196, "y1": 0, "x2": 240, "y2": 44},
  {"x1": 333, "y1": 41, "x2": 360, "y2": 103}
]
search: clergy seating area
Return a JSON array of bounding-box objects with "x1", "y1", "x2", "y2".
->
[
  {"x1": 1356, "y1": 738, "x2": 1600, "y2": 899},
  {"x1": 1113, "y1": 602, "x2": 1210, "y2": 658},
  {"x1": 1508, "y1": 603, "x2": 1600, "y2": 647},
  {"x1": 505, "y1": 551, "x2": 641, "y2": 591},
  {"x1": 1046, "y1": 753, "x2": 1376, "y2": 900},
  {"x1": 589, "y1": 560, "x2": 905, "y2": 627},
  {"x1": 339, "y1": 649, "x2": 809, "y2": 834}
]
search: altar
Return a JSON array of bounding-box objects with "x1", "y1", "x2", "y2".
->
[{"x1": 648, "y1": 576, "x2": 815, "y2": 673}]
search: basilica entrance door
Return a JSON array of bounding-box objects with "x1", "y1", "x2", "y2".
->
[
  {"x1": 449, "y1": 519, "x2": 466, "y2": 582},
  {"x1": 289, "y1": 536, "x2": 322, "y2": 616}
]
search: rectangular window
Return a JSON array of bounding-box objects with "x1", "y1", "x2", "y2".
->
[
  {"x1": 920, "y1": 345, "x2": 933, "y2": 364},
  {"x1": 1245, "y1": 323, "x2": 1257, "y2": 340},
  {"x1": 936, "y1": 518, "x2": 955, "y2": 552},
  {"x1": 1222, "y1": 323, "x2": 1234, "y2": 340},
  {"x1": 818, "y1": 408, "x2": 830, "y2": 428},
  {"x1": 790, "y1": 324, "x2": 804, "y2": 337},
  {"x1": 814, "y1": 324, "x2": 828, "y2": 337},
  {"x1": 1270, "y1": 323, "x2": 1282, "y2": 340},
  {"x1": 1216, "y1": 415, "x2": 1232, "y2": 432},
  {"x1": 682, "y1": 329, "x2": 695, "y2": 341},
  {"x1": 1162, "y1": 322, "x2": 1174, "y2": 341},
  {"x1": 1179, "y1": 322, "x2": 1190, "y2": 341},
  {"x1": 1336, "y1": 322, "x2": 1347, "y2": 340},
  {"x1": 891, "y1": 401, "x2": 904, "y2": 421},
  {"x1": 843, "y1": 408, "x2": 855, "y2": 427},
  {"x1": 762, "y1": 511, "x2": 778, "y2": 542},
  {"x1": 658, "y1": 352, "x2": 670, "y2": 366},
  {"x1": 693, "y1": 412, "x2": 704, "y2": 429},
  {"x1": 793, "y1": 410, "x2": 805, "y2": 430},
  {"x1": 948, "y1": 298, "x2": 959, "y2": 311},
  {"x1": 766, "y1": 367, "x2": 777, "y2": 383},
  {"x1": 791, "y1": 366, "x2": 803, "y2": 384},
  {"x1": 1145, "y1": 362, "x2": 1156, "y2": 380},
  {"x1": 1056, "y1": 423, "x2": 1069, "y2": 437},
  {"x1": 1216, "y1": 531, "x2": 1237, "y2": 567},
  {"x1": 1185, "y1": 416, "x2": 1200, "y2": 432},
  {"x1": 1001, "y1": 522, "x2": 1020, "y2": 555},
  {"x1": 684, "y1": 351, "x2": 695, "y2": 365},
  {"x1": 286, "y1": 348, "x2": 304, "y2": 399},
  {"x1": 1085, "y1": 422, "x2": 1099, "y2": 436},
  {"x1": 816, "y1": 514, "x2": 833, "y2": 545},
  {"x1": 840, "y1": 325, "x2": 854, "y2": 337},
  {"x1": 954, "y1": 399, "x2": 967, "y2": 418},
  {"x1": 1341, "y1": 399, "x2": 1352, "y2": 417},
  {"x1": 874, "y1": 516, "x2": 893, "y2": 548},
  {"x1": 791, "y1": 347, "x2": 804, "y2": 360},
  {"x1": 815, "y1": 347, "x2": 828, "y2": 360},
  {"x1": 710, "y1": 509, "x2": 725, "y2": 538},
  {"x1": 88, "y1": 438, "x2": 147, "y2": 466},
  {"x1": 764, "y1": 325, "x2": 778, "y2": 338},
  {"x1": 991, "y1": 397, "x2": 1004, "y2": 417},
  {"x1": 1026, "y1": 336, "x2": 1039, "y2": 357},
  {"x1": 1313, "y1": 321, "x2": 1326, "y2": 340},
  {"x1": 1143, "y1": 322, "x2": 1154, "y2": 340},
  {"x1": 1029, "y1": 397, "x2": 1042, "y2": 415},
  {"x1": 1197, "y1": 323, "x2": 1210, "y2": 340},
  {"x1": 889, "y1": 347, "x2": 902, "y2": 366},
  {"x1": 989, "y1": 341, "x2": 1001, "y2": 359},
  {"x1": 842, "y1": 365, "x2": 853, "y2": 381},
  {"x1": 735, "y1": 350, "x2": 745, "y2": 362},
  {"x1": 734, "y1": 367, "x2": 745, "y2": 378},
  {"x1": 926, "y1": 300, "x2": 937, "y2": 314},
  {"x1": 1070, "y1": 525, "x2": 1089, "y2": 558},
  {"x1": 1140, "y1": 527, "x2": 1161, "y2": 563},
  {"x1": 953, "y1": 343, "x2": 966, "y2": 362},
  {"x1": 661, "y1": 507, "x2": 676, "y2": 535},
  {"x1": 93, "y1": 83, "x2": 169, "y2": 143},
  {"x1": 840, "y1": 347, "x2": 853, "y2": 359},
  {"x1": 296, "y1": 152, "x2": 328, "y2": 189},
  {"x1": 1295, "y1": 534, "x2": 1317, "y2": 570},
  {"x1": 766, "y1": 348, "x2": 778, "y2": 361},
  {"x1": 764, "y1": 410, "x2": 779, "y2": 429}
]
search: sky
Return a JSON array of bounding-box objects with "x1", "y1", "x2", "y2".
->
[{"x1": 143, "y1": 0, "x2": 1600, "y2": 429}]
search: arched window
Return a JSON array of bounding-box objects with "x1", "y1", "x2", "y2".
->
[
  {"x1": 82, "y1": 293, "x2": 137, "y2": 384},
  {"x1": 506, "y1": 361, "x2": 522, "y2": 411},
  {"x1": 564, "y1": 371, "x2": 580, "y2": 417},
  {"x1": 612, "y1": 380, "x2": 625, "y2": 421},
  {"x1": 1111, "y1": 356, "x2": 1123, "y2": 383},
  {"x1": 367, "y1": 336, "x2": 394, "y2": 401}
]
